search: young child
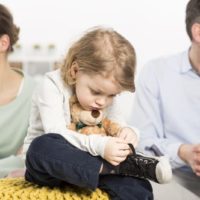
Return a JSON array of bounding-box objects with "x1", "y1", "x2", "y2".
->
[{"x1": 23, "y1": 27, "x2": 171, "y2": 200}]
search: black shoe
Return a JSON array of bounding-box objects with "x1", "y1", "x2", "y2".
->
[{"x1": 118, "y1": 144, "x2": 172, "y2": 184}]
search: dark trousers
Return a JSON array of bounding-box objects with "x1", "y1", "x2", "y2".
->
[{"x1": 25, "y1": 133, "x2": 153, "y2": 200}]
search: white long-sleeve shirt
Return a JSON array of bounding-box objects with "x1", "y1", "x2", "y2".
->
[{"x1": 23, "y1": 69, "x2": 139, "y2": 159}]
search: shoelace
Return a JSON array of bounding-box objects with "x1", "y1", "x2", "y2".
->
[
  {"x1": 128, "y1": 143, "x2": 136, "y2": 155},
  {"x1": 134, "y1": 156, "x2": 156, "y2": 178},
  {"x1": 126, "y1": 144, "x2": 146, "y2": 177}
]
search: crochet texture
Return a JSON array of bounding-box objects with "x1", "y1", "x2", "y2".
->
[{"x1": 0, "y1": 178, "x2": 109, "y2": 200}]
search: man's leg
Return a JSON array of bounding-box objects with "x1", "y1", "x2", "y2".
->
[{"x1": 173, "y1": 167, "x2": 200, "y2": 197}]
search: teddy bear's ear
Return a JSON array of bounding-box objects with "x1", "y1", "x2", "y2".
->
[{"x1": 69, "y1": 97, "x2": 83, "y2": 123}]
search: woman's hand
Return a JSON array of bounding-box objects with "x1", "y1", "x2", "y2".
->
[
  {"x1": 104, "y1": 137, "x2": 130, "y2": 166},
  {"x1": 117, "y1": 127, "x2": 138, "y2": 147},
  {"x1": 16, "y1": 146, "x2": 23, "y2": 156},
  {"x1": 6, "y1": 168, "x2": 25, "y2": 178}
]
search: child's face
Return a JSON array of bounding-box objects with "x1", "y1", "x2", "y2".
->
[{"x1": 75, "y1": 72, "x2": 121, "y2": 111}]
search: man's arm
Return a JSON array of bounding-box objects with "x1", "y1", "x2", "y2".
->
[{"x1": 131, "y1": 62, "x2": 184, "y2": 169}]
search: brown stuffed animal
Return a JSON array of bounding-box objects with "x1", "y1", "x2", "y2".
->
[{"x1": 68, "y1": 96, "x2": 121, "y2": 136}]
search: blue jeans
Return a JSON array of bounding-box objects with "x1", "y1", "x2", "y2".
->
[{"x1": 25, "y1": 133, "x2": 153, "y2": 200}]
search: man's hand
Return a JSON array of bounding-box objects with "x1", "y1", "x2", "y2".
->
[
  {"x1": 193, "y1": 144, "x2": 200, "y2": 176},
  {"x1": 117, "y1": 127, "x2": 138, "y2": 147},
  {"x1": 178, "y1": 144, "x2": 200, "y2": 176},
  {"x1": 104, "y1": 137, "x2": 130, "y2": 166}
]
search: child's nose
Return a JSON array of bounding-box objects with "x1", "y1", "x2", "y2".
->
[{"x1": 95, "y1": 97, "x2": 106, "y2": 107}]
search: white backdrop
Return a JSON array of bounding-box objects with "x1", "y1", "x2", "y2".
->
[{"x1": 1, "y1": 0, "x2": 191, "y2": 120}]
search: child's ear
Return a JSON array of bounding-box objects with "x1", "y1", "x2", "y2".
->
[
  {"x1": 0, "y1": 34, "x2": 10, "y2": 53},
  {"x1": 70, "y1": 61, "x2": 79, "y2": 79}
]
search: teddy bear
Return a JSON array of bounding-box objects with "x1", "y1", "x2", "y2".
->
[{"x1": 68, "y1": 96, "x2": 121, "y2": 136}]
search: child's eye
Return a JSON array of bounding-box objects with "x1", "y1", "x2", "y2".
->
[
  {"x1": 91, "y1": 90, "x2": 101, "y2": 95},
  {"x1": 109, "y1": 94, "x2": 116, "y2": 98}
]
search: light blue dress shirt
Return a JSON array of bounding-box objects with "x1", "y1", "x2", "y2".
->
[{"x1": 131, "y1": 50, "x2": 200, "y2": 169}]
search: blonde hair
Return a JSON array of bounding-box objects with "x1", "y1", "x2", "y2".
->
[{"x1": 61, "y1": 27, "x2": 136, "y2": 92}]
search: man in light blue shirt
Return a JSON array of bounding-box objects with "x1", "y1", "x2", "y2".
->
[{"x1": 131, "y1": 0, "x2": 200, "y2": 197}]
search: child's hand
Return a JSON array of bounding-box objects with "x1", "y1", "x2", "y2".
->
[
  {"x1": 104, "y1": 137, "x2": 130, "y2": 166},
  {"x1": 117, "y1": 127, "x2": 138, "y2": 147}
]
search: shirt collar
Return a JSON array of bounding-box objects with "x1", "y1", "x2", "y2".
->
[{"x1": 180, "y1": 48, "x2": 193, "y2": 74}]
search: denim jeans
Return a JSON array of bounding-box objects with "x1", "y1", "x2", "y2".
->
[{"x1": 25, "y1": 133, "x2": 153, "y2": 200}]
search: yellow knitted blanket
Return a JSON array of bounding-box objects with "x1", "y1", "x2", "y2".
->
[{"x1": 0, "y1": 178, "x2": 109, "y2": 200}]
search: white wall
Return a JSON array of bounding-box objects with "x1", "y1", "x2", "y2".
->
[
  {"x1": 1, "y1": 0, "x2": 191, "y2": 120},
  {"x1": 1, "y1": 0, "x2": 190, "y2": 66}
]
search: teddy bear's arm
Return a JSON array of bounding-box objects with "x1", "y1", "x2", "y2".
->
[
  {"x1": 68, "y1": 123, "x2": 76, "y2": 131},
  {"x1": 102, "y1": 118, "x2": 121, "y2": 136}
]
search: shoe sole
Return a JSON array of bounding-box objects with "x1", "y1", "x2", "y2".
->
[
  {"x1": 155, "y1": 156, "x2": 172, "y2": 184},
  {"x1": 136, "y1": 152, "x2": 172, "y2": 184}
]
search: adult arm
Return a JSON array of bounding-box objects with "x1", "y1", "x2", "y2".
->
[
  {"x1": 131, "y1": 62, "x2": 184, "y2": 168},
  {"x1": 0, "y1": 155, "x2": 24, "y2": 178}
]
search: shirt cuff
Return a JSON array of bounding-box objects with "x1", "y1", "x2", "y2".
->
[
  {"x1": 165, "y1": 142, "x2": 186, "y2": 169},
  {"x1": 95, "y1": 136, "x2": 110, "y2": 158}
]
